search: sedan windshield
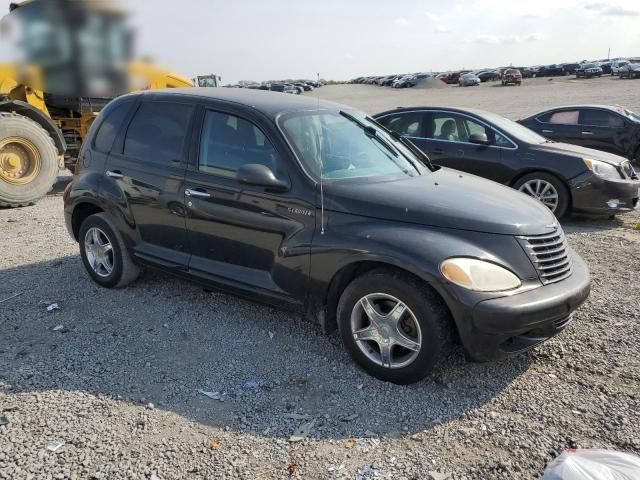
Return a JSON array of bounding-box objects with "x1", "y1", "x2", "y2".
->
[
  {"x1": 482, "y1": 112, "x2": 548, "y2": 145},
  {"x1": 280, "y1": 110, "x2": 425, "y2": 181}
]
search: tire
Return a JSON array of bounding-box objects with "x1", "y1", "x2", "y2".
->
[
  {"x1": 78, "y1": 213, "x2": 140, "y2": 288},
  {"x1": 513, "y1": 172, "x2": 569, "y2": 219},
  {"x1": 337, "y1": 269, "x2": 452, "y2": 385},
  {"x1": 0, "y1": 113, "x2": 59, "y2": 208}
]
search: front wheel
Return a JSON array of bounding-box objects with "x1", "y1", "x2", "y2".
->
[
  {"x1": 337, "y1": 269, "x2": 452, "y2": 384},
  {"x1": 514, "y1": 172, "x2": 569, "y2": 218}
]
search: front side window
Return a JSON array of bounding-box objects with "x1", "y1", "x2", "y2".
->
[
  {"x1": 94, "y1": 101, "x2": 132, "y2": 153},
  {"x1": 280, "y1": 111, "x2": 424, "y2": 181},
  {"x1": 377, "y1": 112, "x2": 425, "y2": 137},
  {"x1": 199, "y1": 111, "x2": 278, "y2": 177},
  {"x1": 123, "y1": 102, "x2": 193, "y2": 163},
  {"x1": 580, "y1": 109, "x2": 625, "y2": 128}
]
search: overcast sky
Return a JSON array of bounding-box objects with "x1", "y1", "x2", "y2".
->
[{"x1": 2, "y1": 0, "x2": 640, "y2": 83}]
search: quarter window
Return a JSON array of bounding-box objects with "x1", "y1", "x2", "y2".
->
[
  {"x1": 199, "y1": 111, "x2": 278, "y2": 177},
  {"x1": 94, "y1": 102, "x2": 132, "y2": 153},
  {"x1": 123, "y1": 102, "x2": 193, "y2": 163}
]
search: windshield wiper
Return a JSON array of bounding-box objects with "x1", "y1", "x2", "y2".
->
[
  {"x1": 339, "y1": 111, "x2": 400, "y2": 160},
  {"x1": 365, "y1": 116, "x2": 435, "y2": 171}
]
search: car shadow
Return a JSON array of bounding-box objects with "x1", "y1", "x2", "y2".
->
[
  {"x1": 0, "y1": 256, "x2": 533, "y2": 440},
  {"x1": 561, "y1": 214, "x2": 625, "y2": 234}
]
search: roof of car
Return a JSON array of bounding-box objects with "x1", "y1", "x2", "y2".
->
[
  {"x1": 373, "y1": 106, "x2": 499, "y2": 119},
  {"x1": 135, "y1": 87, "x2": 348, "y2": 118},
  {"x1": 521, "y1": 105, "x2": 632, "y2": 120}
]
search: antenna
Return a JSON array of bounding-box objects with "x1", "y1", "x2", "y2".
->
[{"x1": 317, "y1": 72, "x2": 325, "y2": 235}]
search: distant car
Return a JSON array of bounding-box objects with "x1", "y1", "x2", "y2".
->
[
  {"x1": 619, "y1": 63, "x2": 640, "y2": 79},
  {"x1": 576, "y1": 64, "x2": 603, "y2": 78},
  {"x1": 392, "y1": 75, "x2": 414, "y2": 88},
  {"x1": 599, "y1": 62, "x2": 612, "y2": 75},
  {"x1": 294, "y1": 83, "x2": 313, "y2": 91},
  {"x1": 561, "y1": 63, "x2": 581, "y2": 75},
  {"x1": 536, "y1": 65, "x2": 565, "y2": 77},
  {"x1": 519, "y1": 105, "x2": 640, "y2": 164},
  {"x1": 501, "y1": 69, "x2": 522, "y2": 86},
  {"x1": 405, "y1": 73, "x2": 433, "y2": 87},
  {"x1": 477, "y1": 71, "x2": 500, "y2": 82},
  {"x1": 611, "y1": 60, "x2": 630, "y2": 75},
  {"x1": 439, "y1": 72, "x2": 461, "y2": 84},
  {"x1": 458, "y1": 74, "x2": 480, "y2": 87},
  {"x1": 374, "y1": 106, "x2": 639, "y2": 218}
]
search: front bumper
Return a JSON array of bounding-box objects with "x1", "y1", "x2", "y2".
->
[
  {"x1": 448, "y1": 251, "x2": 591, "y2": 362},
  {"x1": 570, "y1": 172, "x2": 639, "y2": 215}
]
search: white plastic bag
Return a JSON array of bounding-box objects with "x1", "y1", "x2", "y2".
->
[{"x1": 541, "y1": 449, "x2": 640, "y2": 480}]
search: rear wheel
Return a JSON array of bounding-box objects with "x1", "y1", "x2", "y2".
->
[
  {"x1": 0, "y1": 113, "x2": 59, "y2": 207},
  {"x1": 514, "y1": 172, "x2": 569, "y2": 218},
  {"x1": 337, "y1": 269, "x2": 452, "y2": 385},
  {"x1": 79, "y1": 213, "x2": 140, "y2": 288}
]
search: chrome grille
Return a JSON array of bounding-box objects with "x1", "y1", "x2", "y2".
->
[{"x1": 517, "y1": 228, "x2": 572, "y2": 284}]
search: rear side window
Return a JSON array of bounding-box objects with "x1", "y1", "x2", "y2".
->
[
  {"x1": 199, "y1": 111, "x2": 278, "y2": 177},
  {"x1": 580, "y1": 109, "x2": 625, "y2": 128},
  {"x1": 548, "y1": 111, "x2": 579, "y2": 125},
  {"x1": 377, "y1": 112, "x2": 425, "y2": 137},
  {"x1": 123, "y1": 102, "x2": 193, "y2": 163},
  {"x1": 93, "y1": 102, "x2": 132, "y2": 153}
]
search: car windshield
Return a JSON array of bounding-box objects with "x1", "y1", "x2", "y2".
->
[
  {"x1": 616, "y1": 107, "x2": 640, "y2": 123},
  {"x1": 280, "y1": 110, "x2": 426, "y2": 181},
  {"x1": 482, "y1": 112, "x2": 548, "y2": 144},
  {"x1": 584, "y1": 64, "x2": 597, "y2": 69}
]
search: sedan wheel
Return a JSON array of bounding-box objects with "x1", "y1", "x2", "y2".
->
[
  {"x1": 518, "y1": 179, "x2": 559, "y2": 212},
  {"x1": 350, "y1": 293, "x2": 421, "y2": 369}
]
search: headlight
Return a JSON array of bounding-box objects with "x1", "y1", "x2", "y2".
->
[
  {"x1": 583, "y1": 158, "x2": 621, "y2": 180},
  {"x1": 440, "y1": 258, "x2": 521, "y2": 292}
]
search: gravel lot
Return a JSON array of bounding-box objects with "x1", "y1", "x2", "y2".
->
[{"x1": 1, "y1": 79, "x2": 639, "y2": 479}]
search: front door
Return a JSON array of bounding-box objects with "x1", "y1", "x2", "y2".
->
[
  {"x1": 104, "y1": 99, "x2": 194, "y2": 268},
  {"x1": 578, "y1": 108, "x2": 629, "y2": 156},
  {"x1": 415, "y1": 111, "x2": 514, "y2": 184},
  {"x1": 184, "y1": 108, "x2": 314, "y2": 307}
]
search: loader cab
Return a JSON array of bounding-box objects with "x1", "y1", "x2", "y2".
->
[{"x1": 5, "y1": 0, "x2": 131, "y2": 98}]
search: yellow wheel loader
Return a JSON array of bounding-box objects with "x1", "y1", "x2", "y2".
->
[{"x1": 0, "y1": 0, "x2": 193, "y2": 207}]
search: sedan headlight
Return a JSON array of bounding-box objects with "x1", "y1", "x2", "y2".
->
[
  {"x1": 583, "y1": 158, "x2": 621, "y2": 180},
  {"x1": 440, "y1": 258, "x2": 521, "y2": 292}
]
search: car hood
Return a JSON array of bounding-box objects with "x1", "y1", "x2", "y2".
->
[
  {"x1": 532, "y1": 141, "x2": 628, "y2": 166},
  {"x1": 324, "y1": 168, "x2": 557, "y2": 236}
]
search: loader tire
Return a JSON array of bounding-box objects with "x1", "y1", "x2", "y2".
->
[{"x1": 0, "y1": 113, "x2": 59, "y2": 208}]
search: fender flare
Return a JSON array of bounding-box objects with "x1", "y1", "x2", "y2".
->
[{"x1": 0, "y1": 99, "x2": 67, "y2": 155}]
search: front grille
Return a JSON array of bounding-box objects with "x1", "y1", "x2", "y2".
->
[
  {"x1": 619, "y1": 160, "x2": 637, "y2": 180},
  {"x1": 517, "y1": 228, "x2": 572, "y2": 284}
]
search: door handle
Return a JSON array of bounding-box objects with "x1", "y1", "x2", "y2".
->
[
  {"x1": 106, "y1": 170, "x2": 123, "y2": 179},
  {"x1": 185, "y1": 188, "x2": 211, "y2": 198},
  {"x1": 581, "y1": 131, "x2": 593, "y2": 135},
  {"x1": 542, "y1": 129, "x2": 553, "y2": 134}
]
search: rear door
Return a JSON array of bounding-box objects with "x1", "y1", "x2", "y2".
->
[
  {"x1": 536, "y1": 109, "x2": 582, "y2": 144},
  {"x1": 105, "y1": 98, "x2": 194, "y2": 268},
  {"x1": 183, "y1": 106, "x2": 314, "y2": 307}
]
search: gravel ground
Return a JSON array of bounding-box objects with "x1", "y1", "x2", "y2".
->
[{"x1": 1, "y1": 81, "x2": 640, "y2": 479}]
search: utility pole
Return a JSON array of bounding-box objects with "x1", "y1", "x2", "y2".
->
[{"x1": 608, "y1": 47, "x2": 611, "y2": 60}]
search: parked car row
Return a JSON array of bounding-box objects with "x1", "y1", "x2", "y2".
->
[
  {"x1": 224, "y1": 80, "x2": 323, "y2": 94},
  {"x1": 350, "y1": 73, "x2": 438, "y2": 88},
  {"x1": 65, "y1": 88, "x2": 608, "y2": 385}
]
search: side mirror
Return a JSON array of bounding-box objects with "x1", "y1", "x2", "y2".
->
[
  {"x1": 469, "y1": 132, "x2": 490, "y2": 145},
  {"x1": 236, "y1": 164, "x2": 289, "y2": 192}
]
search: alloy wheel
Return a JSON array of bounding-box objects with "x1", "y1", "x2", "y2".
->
[
  {"x1": 350, "y1": 293, "x2": 422, "y2": 369},
  {"x1": 518, "y1": 179, "x2": 559, "y2": 212},
  {"x1": 84, "y1": 227, "x2": 114, "y2": 277}
]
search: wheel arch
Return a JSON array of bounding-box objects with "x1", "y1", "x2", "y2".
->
[
  {"x1": 509, "y1": 169, "x2": 573, "y2": 209},
  {"x1": 321, "y1": 260, "x2": 456, "y2": 337},
  {"x1": 0, "y1": 100, "x2": 66, "y2": 155},
  {"x1": 71, "y1": 201, "x2": 104, "y2": 241}
]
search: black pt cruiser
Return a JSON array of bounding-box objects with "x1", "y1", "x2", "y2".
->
[{"x1": 64, "y1": 89, "x2": 591, "y2": 384}]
